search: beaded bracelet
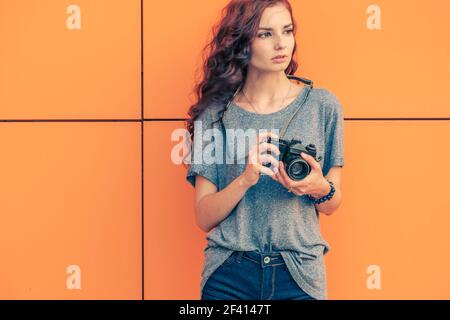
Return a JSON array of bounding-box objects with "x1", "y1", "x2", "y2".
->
[{"x1": 307, "y1": 179, "x2": 335, "y2": 204}]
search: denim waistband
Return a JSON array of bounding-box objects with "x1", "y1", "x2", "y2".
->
[{"x1": 235, "y1": 250, "x2": 285, "y2": 268}]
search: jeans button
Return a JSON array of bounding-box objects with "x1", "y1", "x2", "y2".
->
[{"x1": 264, "y1": 256, "x2": 271, "y2": 264}]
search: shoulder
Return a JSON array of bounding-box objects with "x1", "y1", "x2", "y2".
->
[
  {"x1": 192, "y1": 104, "x2": 226, "y2": 135},
  {"x1": 310, "y1": 87, "x2": 344, "y2": 117},
  {"x1": 311, "y1": 87, "x2": 342, "y2": 109},
  {"x1": 196, "y1": 104, "x2": 223, "y2": 123}
]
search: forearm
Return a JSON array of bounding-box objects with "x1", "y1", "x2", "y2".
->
[
  {"x1": 196, "y1": 175, "x2": 251, "y2": 233},
  {"x1": 311, "y1": 177, "x2": 342, "y2": 215}
]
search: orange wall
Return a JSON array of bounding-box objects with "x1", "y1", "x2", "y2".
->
[{"x1": 1, "y1": 0, "x2": 449, "y2": 299}]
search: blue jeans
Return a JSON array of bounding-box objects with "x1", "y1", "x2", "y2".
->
[{"x1": 201, "y1": 250, "x2": 316, "y2": 300}]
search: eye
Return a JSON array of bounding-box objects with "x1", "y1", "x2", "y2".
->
[
  {"x1": 258, "y1": 32, "x2": 271, "y2": 38},
  {"x1": 258, "y1": 29, "x2": 293, "y2": 39}
]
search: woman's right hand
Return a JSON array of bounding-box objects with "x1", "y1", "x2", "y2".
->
[{"x1": 240, "y1": 131, "x2": 281, "y2": 187}]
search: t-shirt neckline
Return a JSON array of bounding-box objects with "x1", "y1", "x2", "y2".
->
[{"x1": 229, "y1": 84, "x2": 311, "y2": 117}]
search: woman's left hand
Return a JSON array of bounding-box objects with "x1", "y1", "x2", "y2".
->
[{"x1": 272, "y1": 152, "x2": 329, "y2": 197}]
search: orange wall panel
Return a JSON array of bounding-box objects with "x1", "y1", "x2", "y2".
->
[
  {"x1": 144, "y1": 122, "x2": 205, "y2": 299},
  {"x1": 0, "y1": 123, "x2": 141, "y2": 299},
  {"x1": 294, "y1": 0, "x2": 450, "y2": 118},
  {"x1": 144, "y1": 0, "x2": 229, "y2": 119},
  {"x1": 322, "y1": 121, "x2": 450, "y2": 299},
  {"x1": 0, "y1": 0, "x2": 141, "y2": 119}
]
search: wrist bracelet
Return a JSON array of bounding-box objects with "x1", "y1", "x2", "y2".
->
[{"x1": 307, "y1": 179, "x2": 335, "y2": 204}]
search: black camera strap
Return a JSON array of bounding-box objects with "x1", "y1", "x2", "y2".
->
[{"x1": 279, "y1": 75, "x2": 313, "y2": 140}]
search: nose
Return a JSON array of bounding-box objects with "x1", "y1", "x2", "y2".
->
[{"x1": 274, "y1": 33, "x2": 287, "y2": 50}]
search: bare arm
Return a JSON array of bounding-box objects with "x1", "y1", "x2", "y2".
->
[
  {"x1": 314, "y1": 166, "x2": 343, "y2": 215},
  {"x1": 194, "y1": 175, "x2": 252, "y2": 233}
]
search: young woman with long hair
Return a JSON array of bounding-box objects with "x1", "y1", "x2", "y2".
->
[{"x1": 185, "y1": 0, "x2": 344, "y2": 300}]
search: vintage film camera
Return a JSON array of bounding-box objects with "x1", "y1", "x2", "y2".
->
[{"x1": 264, "y1": 137, "x2": 322, "y2": 181}]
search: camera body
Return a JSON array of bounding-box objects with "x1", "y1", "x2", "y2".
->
[{"x1": 265, "y1": 137, "x2": 322, "y2": 181}]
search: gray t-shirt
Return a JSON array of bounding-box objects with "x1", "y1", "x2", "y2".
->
[{"x1": 186, "y1": 84, "x2": 345, "y2": 300}]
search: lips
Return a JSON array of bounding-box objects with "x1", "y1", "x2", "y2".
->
[{"x1": 272, "y1": 55, "x2": 287, "y2": 60}]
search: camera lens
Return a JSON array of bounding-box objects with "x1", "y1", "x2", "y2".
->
[{"x1": 287, "y1": 159, "x2": 309, "y2": 180}]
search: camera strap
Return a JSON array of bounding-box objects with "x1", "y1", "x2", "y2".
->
[{"x1": 279, "y1": 75, "x2": 313, "y2": 140}]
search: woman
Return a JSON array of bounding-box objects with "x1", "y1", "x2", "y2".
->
[{"x1": 185, "y1": 0, "x2": 344, "y2": 300}]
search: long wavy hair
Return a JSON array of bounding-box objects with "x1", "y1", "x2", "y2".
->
[{"x1": 184, "y1": 0, "x2": 299, "y2": 165}]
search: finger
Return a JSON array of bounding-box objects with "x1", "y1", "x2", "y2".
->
[
  {"x1": 271, "y1": 171, "x2": 281, "y2": 182},
  {"x1": 258, "y1": 142, "x2": 281, "y2": 158},
  {"x1": 278, "y1": 162, "x2": 294, "y2": 189},
  {"x1": 272, "y1": 167, "x2": 281, "y2": 179},
  {"x1": 301, "y1": 152, "x2": 321, "y2": 171},
  {"x1": 273, "y1": 170, "x2": 287, "y2": 185},
  {"x1": 258, "y1": 154, "x2": 279, "y2": 172},
  {"x1": 257, "y1": 163, "x2": 277, "y2": 176},
  {"x1": 258, "y1": 130, "x2": 280, "y2": 143},
  {"x1": 254, "y1": 132, "x2": 280, "y2": 159},
  {"x1": 248, "y1": 143, "x2": 267, "y2": 165}
]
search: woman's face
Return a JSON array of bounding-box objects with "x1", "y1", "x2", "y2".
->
[{"x1": 249, "y1": 3, "x2": 295, "y2": 72}]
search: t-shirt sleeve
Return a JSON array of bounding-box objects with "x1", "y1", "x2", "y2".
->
[
  {"x1": 322, "y1": 91, "x2": 345, "y2": 177},
  {"x1": 185, "y1": 108, "x2": 220, "y2": 189}
]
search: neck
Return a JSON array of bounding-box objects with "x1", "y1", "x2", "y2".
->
[{"x1": 241, "y1": 69, "x2": 291, "y2": 106}]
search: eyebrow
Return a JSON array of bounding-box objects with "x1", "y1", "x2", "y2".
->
[{"x1": 258, "y1": 24, "x2": 293, "y2": 31}]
